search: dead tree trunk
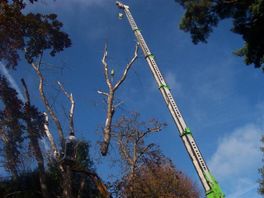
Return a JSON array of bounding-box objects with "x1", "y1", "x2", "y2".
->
[
  {"x1": 77, "y1": 177, "x2": 86, "y2": 198},
  {"x1": 100, "y1": 89, "x2": 115, "y2": 156},
  {"x1": 62, "y1": 166, "x2": 72, "y2": 198},
  {"x1": 30, "y1": 55, "x2": 65, "y2": 148},
  {"x1": 98, "y1": 43, "x2": 139, "y2": 156},
  {"x1": 43, "y1": 112, "x2": 59, "y2": 158},
  {"x1": 57, "y1": 81, "x2": 76, "y2": 198}
]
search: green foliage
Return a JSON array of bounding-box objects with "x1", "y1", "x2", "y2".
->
[
  {"x1": 23, "y1": 101, "x2": 46, "y2": 156},
  {"x1": 0, "y1": 135, "x2": 102, "y2": 198},
  {"x1": 0, "y1": 171, "x2": 43, "y2": 198},
  {"x1": 71, "y1": 173, "x2": 103, "y2": 198},
  {"x1": 0, "y1": 168, "x2": 102, "y2": 198},
  {"x1": 176, "y1": 0, "x2": 264, "y2": 69},
  {"x1": 0, "y1": 0, "x2": 71, "y2": 68},
  {"x1": 75, "y1": 140, "x2": 94, "y2": 170},
  {"x1": 46, "y1": 141, "x2": 102, "y2": 198}
]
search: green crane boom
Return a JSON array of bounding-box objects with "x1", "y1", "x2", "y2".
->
[{"x1": 116, "y1": 1, "x2": 225, "y2": 197}]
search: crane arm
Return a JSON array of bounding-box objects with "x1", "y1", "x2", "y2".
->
[{"x1": 116, "y1": 1, "x2": 224, "y2": 198}]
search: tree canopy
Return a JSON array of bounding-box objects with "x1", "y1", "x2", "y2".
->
[
  {"x1": 0, "y1": 0, "x2": 71, "y2": 68},
  {"x1": 114, "y1": 156, "x2": 200, "y2": 198},
  {"x1": 0, "y1": 1, "x2": 109, "y2": 197},
  {"x1": 176, "y1": 0, "x2": 264, "y2": 69}
]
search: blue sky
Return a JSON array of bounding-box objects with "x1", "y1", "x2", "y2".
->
[{"x1": 1, "y1": 0, "x2": 264, "y2": 197}]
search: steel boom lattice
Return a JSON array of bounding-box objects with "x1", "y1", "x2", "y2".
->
[{"x1": 116, "y1": 1, "x2": 224, "y2": 198}]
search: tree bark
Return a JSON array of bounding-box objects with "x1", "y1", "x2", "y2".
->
[
  {"x1": 62, "y1": 166, "x2": 72, "y2": 198},
  {"x1": 101, "y1": 90, "x2": 115, "y2": 156},
  {"x1": 31, "y1": 61, "x2": 65, "y2": 148},
  {"x1": 99, "y1": 43, "x2": 139, "y2": 156}
]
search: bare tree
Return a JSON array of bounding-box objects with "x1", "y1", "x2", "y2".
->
[
  {"x1": 57, "y1": 81, "x2": 76, "y2": 198},
  {"x1": 98, "y1": 43, "x2": 139, "y2": 156},
  {"x1": 115, "y1": 112, "x2": 166, "y2": 178},
  {"x1": 108, "y1": 112, "x2": 166, "y2": 197},
  {"x1": 30, "y1": 58, "x2": 110, "y2": 198},
  {"x1": 111, "y1": 113, "x2": 199, "y2": 198},
  {"x1": 30, "y1": 56, "x2": 76, "y2": 198}
]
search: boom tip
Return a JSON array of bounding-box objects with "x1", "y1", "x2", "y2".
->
[{"x1": 116, "y1": 1, "x2": 128, "y2": 9}]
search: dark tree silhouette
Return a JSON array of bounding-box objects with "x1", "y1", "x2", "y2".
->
[
  {"x1": 0, "y1": 75, "x2": 24, "y2": 178},
  {"x1": 0, "y1": 0, "x2": 71, "y2": 68},
  {"x1": 21, "y1": 78, "x2": 49, "y2": 198},
  {"x1": 176, "y1": 0, "x2": 264, "y2": 69}
]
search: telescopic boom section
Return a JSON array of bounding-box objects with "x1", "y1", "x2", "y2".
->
[{"x1": 116, "y1": 1, "x2": 224, "y2": 198}]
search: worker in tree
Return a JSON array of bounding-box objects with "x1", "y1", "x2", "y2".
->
[{"x1": 63, "y1": 132, "x2": 77, "y2": 164}]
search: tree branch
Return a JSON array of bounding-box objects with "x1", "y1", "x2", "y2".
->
[
  {"x1": 113, "y1": 101, "x2": 124, "y2": 109},
  {"x1": 113, "y1": 43, "x2": 139, "y2": 91},
  {"x1": 57, "y1": 81, "x2": 75, "y2": 135},
  {"x1": 137, "y1": 126, "x2": 162, "y2": 143},
  {"x1": 102, "y1": 44, "x2": 113, "y2": 90},
  {"x1": 118, "y1": 134, "x2": 133, "y2": 166},
  {"x1": 31, "y1": 61, "x2": 65, "y2": 148},
  {"x1": 136, "y1": 143, "x2": 155, "y2": 163},
  {"x1": 97, "y1": 90, "x2": 109, "y2": 97},
  {"x1": 223, "y1": 0, "x2": 238, "y2": 4},
  {"x1": 43, "y1": 112, "x2": 59, "y2": 157},
  {"x1": 21, "y1": 78, "x2": 30, "y2": 104}
]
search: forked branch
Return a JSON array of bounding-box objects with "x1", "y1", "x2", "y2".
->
[{"x1": 99, "y1": 43, "x2": 139, "y2": 156}]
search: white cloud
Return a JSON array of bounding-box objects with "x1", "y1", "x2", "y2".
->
[
  {"x1": 165, "y1": 71, "x2": 182, "y2": 94},
  {"x1": 66, "y1": 0, "x2": 107, "y2": 7},
  {"x1": 0, "y1": 62, "x2": 25, "y2": 102},
  {"x1": 44, "y1": 0, "x2": 109, "y2": 8},
  {"x1": 209, "y1": 124, "x2": 262, "y2": 179},
  {"x1": 149, "y1": 71, "x2": 182, "y2": 94},
  {"x1": 73, "y1": 0, "x2": 106, "y2": 6},
  {"x1": 209, "y1": 123, "x2": 263, "y2": 197},
  {"x1": 26, "y1": 0, "x2": 110, "y2": 14}
]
